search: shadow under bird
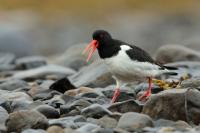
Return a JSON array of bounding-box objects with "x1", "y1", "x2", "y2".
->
[{"x1": 83, "y1": 30, "x2": 177, "y2": 103}]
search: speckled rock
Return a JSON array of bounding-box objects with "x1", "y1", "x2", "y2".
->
[{"x1": 6, "y1": 110, "x2": 48, "y2": 132}]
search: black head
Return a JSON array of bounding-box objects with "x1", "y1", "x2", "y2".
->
[{"x1": 92, "y1": 30, "x2": 112, "y2": 42}]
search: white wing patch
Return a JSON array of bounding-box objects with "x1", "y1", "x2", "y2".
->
[{"x1": 104, "y1": 45, "x2": 168, "y2": 79}]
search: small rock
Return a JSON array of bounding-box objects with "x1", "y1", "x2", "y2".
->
[
  {"x1": 34, "y1": 105, "x2": 60, "y2": 119},
  {"x1": 64, "y1": 87, "x2": 95, "y2": 97},
  {"x1": 0, "y1": 79, "x2": 28, "y2": 91},
  {"x1": 142, "y1": 89, "x2": 200, "y2": 124},
  {"x1": 92, "y1": 128, "x2": 114, "y2": 133},
  {"x1": 22, "y1": 129, "x2": 46, "y2": 133},
  {"x1": 76, "y1": 123, "x2": 100, "y2": 133},
  {"x1": 47, "y1": 125, "x2": 64, "y2": 133},
  {"x1": 108, "y1": 99, "x2": 142, "y2": 113},
  {"x1": 11, "y1": 64, "x2": 76, "y2": 81},
  {"x1": 155, "y1": 44, "x2": 200, "y2": 63},
  {"x1": 46, "y1": 95, "x2": 76, "y2": 108},
  {"x1": 0, "y1": 90, "x2": 32, "y2": 103},
  {"x1": 60, "y1": 99, "x2": 91, "y2": 116},
  {"x1": 49, "y1": 115, "x2": 86, "y2": 128},
  {"x1": 50, "y1": 77, "x2": 76, "y2": 93},
  {"x1": 64, "y1": 128, "x2": 80, "y2": 133},
  {"x1": 6, "y1": 110, "x2": 48, "y2": 132},
  {"x1": 69, "y1": 60, "x2": 115, "y2": 88},
  {"x1": 117, "y1": 112, "x2": 153, "y2": 131},
  {"x1": 15, "y1": 56, "x2": 47, "y2": 70},
  {"x1": 81, "y1": 104, "x2": 112, "y2": 118},
  {"x1": 11, "y1": 100, "x2": 30, "y2": 112},
  {"x1": 180, "y1": 78, "x2": 200, "y2": 89},
  {"x1": 89, "y1": 116, "x2": 117, "y2": 128}
]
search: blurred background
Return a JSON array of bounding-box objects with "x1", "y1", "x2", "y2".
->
[{"x1": 0, "y1": 0, "x2": 200, "y2": 57}]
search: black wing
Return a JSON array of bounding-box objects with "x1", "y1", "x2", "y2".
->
[{"x1": 122, "y1": 42, "x2": 166, "y2": 69}]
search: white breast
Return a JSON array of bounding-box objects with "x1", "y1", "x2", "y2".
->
[{"x1": 104, "y1": 45, "x2": 168, "y2": 82}]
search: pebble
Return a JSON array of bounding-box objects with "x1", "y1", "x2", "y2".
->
[
  {"x1": 117, "y1": 112, "x2": 153, "y2": 131},
  {"x1": 34, "y1": 105, "x2": 60, "y2": 119},
  {"x1": 81, "y1": 104, "x2": 112, "y2": 118}
]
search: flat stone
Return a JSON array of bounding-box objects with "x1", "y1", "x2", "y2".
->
[
  {"x1": 0, "y1": 79, "x2": 28, "y2": 91},
  {"x1": 15, "y1": 56, "x2": 47, "y2": 70},
  {"x1": 11, "y1": 64, "x2": 76, "y2": 81},
  {"x1": 69, "y1": 60, "x2": 115, "y2": 88}
]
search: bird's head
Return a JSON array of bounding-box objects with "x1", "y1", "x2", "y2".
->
[{"x1": 83, "y1": 30, "x2": 112, "y2": 62}]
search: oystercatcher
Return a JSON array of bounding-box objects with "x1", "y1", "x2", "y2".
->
[{"x1": 83, "y1": 30, "x2": 177, "y2": 103}]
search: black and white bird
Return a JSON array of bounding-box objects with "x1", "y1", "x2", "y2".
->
[{"x1": 83, "y1": 30, "x2": 177, "y2": 103}]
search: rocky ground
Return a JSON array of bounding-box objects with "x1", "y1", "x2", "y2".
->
[{"x1": 0, "y1": 44, "x2": 200, "y2": 133}]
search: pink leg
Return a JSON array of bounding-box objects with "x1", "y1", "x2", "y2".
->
[
  {"x1": 139, "y1": 77, "x2": 152, "y2": 101},
  {"x1": 111, "y1": 88, "x2": 120, "y2": 103}
]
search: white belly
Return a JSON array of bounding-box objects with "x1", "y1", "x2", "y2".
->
[{"x1": 103, "y1": 47, "x2": 168, "y2": 82}]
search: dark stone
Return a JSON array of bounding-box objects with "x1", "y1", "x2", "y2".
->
[
  {"x1": 108, "y1": 99, "x2": 142, "y2": 113},
  {"x1": 81, "y1": 104, "x2": 112, "y2": 119},
  {"x1": 34, "y1": 105, "x2": 60, "y2": 119},
  {"x1": 49, "y1": 77, "x2": 76, "y2": 93},
  {"x1": 60, "y1": 99, "x2": 91, "y2": 116}
]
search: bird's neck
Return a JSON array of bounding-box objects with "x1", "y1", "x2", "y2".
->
[{"x1": 97, "y1": 39, "x2": 121, "y2": 59}]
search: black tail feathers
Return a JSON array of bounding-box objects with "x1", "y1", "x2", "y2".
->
[{"x1": 163, "y1": 66, "x2": 178, "y2": 70}]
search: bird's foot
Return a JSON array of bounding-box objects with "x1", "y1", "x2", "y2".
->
[
  {"x1": 111, "y1": 88, "x2": 120, "y2": 103},
  {"x1": 138, "y1": 90, "x2": 151, "y2": 101}
]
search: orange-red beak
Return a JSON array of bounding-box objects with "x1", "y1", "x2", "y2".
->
[{"x1": 82, "y1": 40, "x2": 99, "y2": 62}]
